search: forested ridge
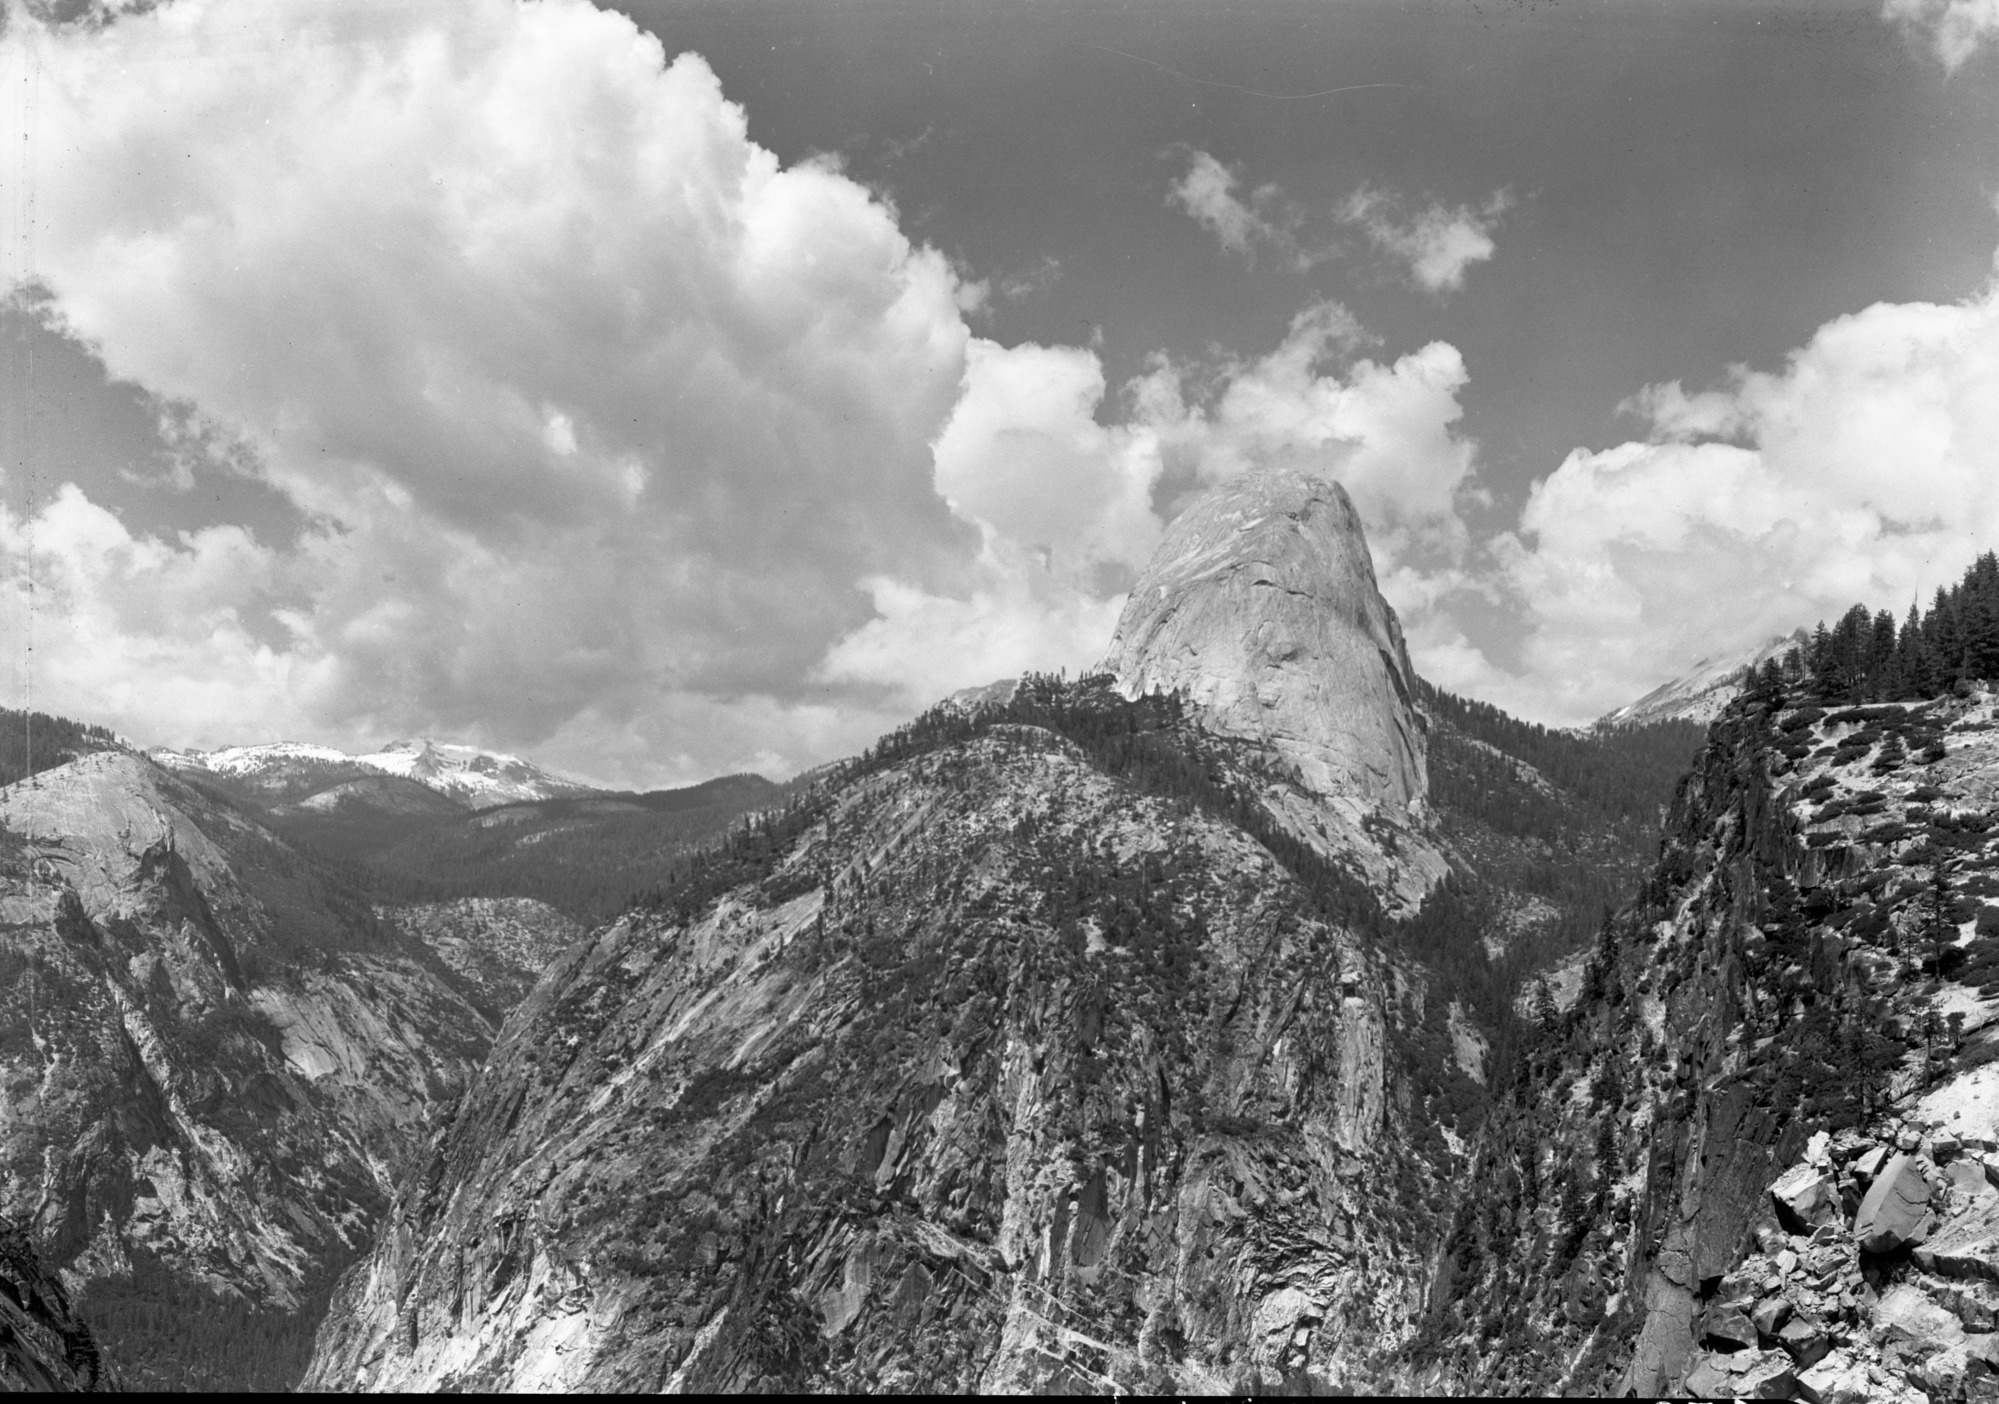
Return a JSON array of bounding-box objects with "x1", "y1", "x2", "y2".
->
[
  {"x1": 638, "y1": 672, "x2": 1706, "y2": 1096},
  {"x1": 0, "y1": 707, "x2": 120, "y2": 788}
]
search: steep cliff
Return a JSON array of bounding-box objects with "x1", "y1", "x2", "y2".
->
[
  {"x1": 0, "y1": 1214, "x2": 111, "y2": 1391},
  {"x1": 304, "y1": 679, "x2": 1472, "y2": 1392},
  {"x1": 1102, "y1": 468, "x2": 1445, "y2": 911},
  {"x1": 0, "y1": 752, "x2": 552, "y2": 1388},
  {"x1": 1416, "y1": 681, "x2": 1999, "y2": 1400}
]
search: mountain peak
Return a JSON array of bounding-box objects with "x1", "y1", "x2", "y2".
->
[
  {"x1": 1101, "y1": 467, "x2": 1427, "y2": 813},
  {"x1": 1597, "y1": 628, "x2": 1809, "y2": 728}
]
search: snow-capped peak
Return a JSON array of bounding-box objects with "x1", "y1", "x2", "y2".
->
[{"x1": 152, "y1": 737, "x2": 598, "y2": 810}]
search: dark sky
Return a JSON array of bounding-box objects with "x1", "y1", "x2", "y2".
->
[{"x1": 609, "y1": 0, "x2": 1999, "y2": 533}]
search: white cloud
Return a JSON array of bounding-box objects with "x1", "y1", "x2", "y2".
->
[
  {"x1": 816, "y1": 338, "x2": 1163, "y2": 707},
  {"x1": 1495, "y1": 279, "x2": 1999, "y2": 723},
  {"x1": 1, "y1": 0, "x2": 988, "y2": 781},
  {"x1": 816, "y1": 574, "x2": 1127, "y2": 708},
  {"x1": 1133, "y1": 301, "x2": 1480, "y2": 592},
  {"x1": 1883, "y1": 0, "x2": 1999, "y2": 71},
  {"x1": 1167, "y1": 149, "x2": 1302, "y2": 264},
  {"x1": 1338, "y1": 186, "x2": 1510, "y2": 296},
  {"x1": 0, "y1": 485, "x2": 319, "y2": 745}
]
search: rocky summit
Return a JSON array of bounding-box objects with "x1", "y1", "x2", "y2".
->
[{"x1": 1102, "y1": 468, "x2": 1445, "y2": 911}]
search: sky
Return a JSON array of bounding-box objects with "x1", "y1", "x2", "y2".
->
[{"x1": 2, "y1": 0, "x2": 1998, "y2": 787}]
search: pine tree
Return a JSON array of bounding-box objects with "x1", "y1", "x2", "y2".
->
[
  {"x1": 1532, "y1": 977, "x2": 1559, "y2": 1032},
  {"x1": 1900, "y1": 602, "x2": 1932, "y2": 696}
]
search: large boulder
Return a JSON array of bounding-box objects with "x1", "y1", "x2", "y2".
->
[
  {"x1": 1703, "y1": 1307, "x2": 1761, "y2": 1351},
  {"x1": 1776, "y1": 1317, "x2": 1832, "y2": 1369},
  {"x1": 1951, "y1": 1159, "x2": 1997, "y2": 1205},
  {"x1": 1752, "y1": 1296, "x2": 1792, "y2": 1335},
  {"x1": 1735, "y1": 1351, "x2": 1803, "y2": 1399},
  {"x1": 1684, "y1": 1356, "x2": 1735, "y2": 1397},
  {"x1": 1772, "y1": 1163, "x2": 1839, "y2": 1232},
  {"x1": 1855, "y1": 1154, "x2": 1937, "y2": 1253},
  {"x1": 1795, "y1": 1351, "x2": 1873, "y2": 1404},
  {"x1": 1854, "y1": 1145, "x2": 1892, "y2": 1184},
  {"x1": 1875, "y1": 1283, "x2": 1966, "y2": 1351}
]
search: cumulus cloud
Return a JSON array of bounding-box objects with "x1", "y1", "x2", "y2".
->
[
  {"x1": 1338, "y1": 186, "x2": 1511, "y2": 296},
  {"x1": 1166, "y1": 149, "x2": 1303, "y2": 264},
  {"x1": 1, "y1": 0, "x2": 990, "y2": 781},
  {"x1": 815, "y1": 338, "x2": 1164, "y2": 708},
  {"x1": 1133, "y1": 302, "x2": 1480, "y2": 588},
  {"x1": 1494, "y1": 279, "x2": 1999, "y2": 722},
  {"x1": 1883, "y1": 0, "x2": 1999, "y2": 71}
]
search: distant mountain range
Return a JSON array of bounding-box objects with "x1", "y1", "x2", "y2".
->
[
  {"x1": 150, "y1": 737, "x2": 601, "y2": 811},
  {"x1": 1596, "y1": 628, "x2": 1809, "y2": 728},
  {"x1": 144, "y1": 737, "x2": 782, "y2": 926}
]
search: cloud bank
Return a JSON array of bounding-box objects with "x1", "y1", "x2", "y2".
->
[
  {"x1": 1486, "y1": 276, "x2": 1999, "y2": 721},
  {"x1": 3, "y1": 0, "x2": 984, "y2": 780}
]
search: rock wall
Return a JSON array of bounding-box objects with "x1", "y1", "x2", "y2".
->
[
  {"x1": 1103, "y1": 468, "x2": 1424, "y2": 812},
  {"x1": 0, "y1": 752, "x2": 536, "y2": 1377},
  {"x1": 0, "y1": 1214, "x2": 111, "y2": 1391},
  {"x1": 1101, "y1": 468, "x2": 1444, "y2": 910}
]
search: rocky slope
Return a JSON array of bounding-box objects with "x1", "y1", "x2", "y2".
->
[
  {"x1": 0, "y1": 751, "x2": 560, "y2": 1388},
  {"x1": 0, "y1": 1213, "x2": 111, "y2": 1391},
  {"x1": 303, "y1": 680, "x2": 1472, "y2": 1392},
  {"x1": 1102, "y1": 467, "x2": 1445, "y2": 912},
  {"x1": 1415, "y1": 681, "x2": 1999, "y2": 1399},
  {"x1": 385, "y1": 897, "x2": 585, "y2": 1016}
]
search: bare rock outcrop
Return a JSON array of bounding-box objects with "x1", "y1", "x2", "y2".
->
[
  {"x1": 1854, "y1": 1154, "x2": 1937, "y2": 1253},
  {"x1": 1101, "y1": 469, "x2": 1443, "y2": 908},
  {"x1": 1103, "y1": 468, "x2": 1424, "y2": 812}
]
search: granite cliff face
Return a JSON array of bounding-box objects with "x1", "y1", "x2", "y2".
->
[
  {"x1": 1102, "y1": 469, "x2": 1444, "y2": 910},
  {"x1": 0, "y1": 751, "x2": 565, "y2": 1387}
]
